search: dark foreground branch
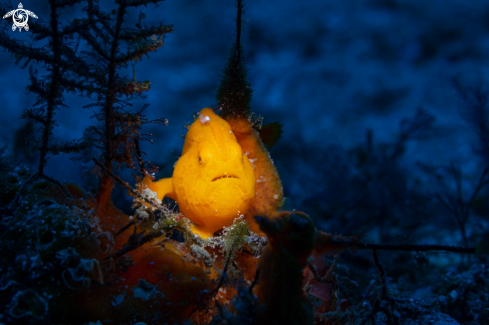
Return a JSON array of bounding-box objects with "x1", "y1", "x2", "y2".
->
[
  {"x1": 105, "y1": 227, "x2": 163, "y2": 260},
  {"x1": 357, "y1": 242, "x2": 475, "y2": 254},
  {"x1": 93, "y1": 158, "x2": 170, "y2": 214},
  {"x1": 359, "y1": 250, "x2": 400, "y2": 325},
  {"x1": 314, "y1": 232, "x2": 476, "y2": 255},
  {"x1": 187, "y1": 245, "x2": 236, "y2": 317}
]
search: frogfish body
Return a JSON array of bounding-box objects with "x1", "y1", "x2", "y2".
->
[{"x1": 141, "y1": 108, "x2": 256, "y2": 237}]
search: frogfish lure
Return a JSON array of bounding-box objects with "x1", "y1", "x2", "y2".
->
[{"x1": 141, "y1": 108, "x2": 256, "y2": 238}]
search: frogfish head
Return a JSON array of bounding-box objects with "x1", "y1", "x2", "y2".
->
[{"x1": 173, "y1": 108, "x2": 256, "y2": 236}]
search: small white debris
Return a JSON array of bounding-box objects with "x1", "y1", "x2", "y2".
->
[
  {"x1": 142, "y1": 187, "x2": 159, "y2": 202},
  {"x1": 135, "y1": 206, "x2": 149, "y2": 220},
  {"x1": 256, "y1": 176, "x2": 267, "y2": 183},
  {"x1": 229, "y1": 130, "x2": 232, "y2": 134},
  {"x1": 273, "y1": 194, "x2": 279, "y2": 200},
  {"x1": 249, "y1": 158, "x2": 257, "y2": 168},
  {"x1": 199, "y1": 114, "x2": 210, "y2": 124}
]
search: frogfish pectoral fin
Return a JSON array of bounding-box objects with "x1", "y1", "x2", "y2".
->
[
  {"x1": 140, "y1": 176, "x2": 177, "y2": 201},
  {"x1": 188, "y1": 224, "x2": 214, "y2": 240}
]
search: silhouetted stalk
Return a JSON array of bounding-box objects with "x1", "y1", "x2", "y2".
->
[
  {"x1": 38, "y1": 0, "x2": 60, "y2": 175},
  {"x1": 216, "y1": 0, "x2": 252, "y2": 120},
  {"x1": 96, "y1": 1, "x2": 127, "y2": 208},
  {"x1": 93, "y1": 158, "x2": 171, "y2": 214},
  {"x1": 134, "y1": 138, "x2": 146, "y2": 175},
  {"x1": 9, "y1": 0, "x2": 73, "y2": 208},
  {"x1": 314, "y1": 232, "x2": 476, "y2": 255},
  {"x1": 235, "y1": 0, "x2": 242, "y2": 61}
]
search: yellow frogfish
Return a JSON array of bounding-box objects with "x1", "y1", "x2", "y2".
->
[{"x1": 140, "y1": 108, "x2": 256, "y2": 237}]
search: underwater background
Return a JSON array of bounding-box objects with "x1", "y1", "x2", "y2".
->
[{"x1": 1, "y1": 0, "x2": 489, "y2": 324}]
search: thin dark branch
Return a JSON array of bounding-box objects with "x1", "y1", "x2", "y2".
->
[
  {"x1": 324, "y1": 255, "x2": 340, "y2": 281},
  {"x1": 455, "y1": 78, "x2": 489, "y2": 163},
  {"x1": 249, "y1": 267, "x2": 260, "y2": 294},
  {"x1": 77, "y1": 28, "x2": 110, "y2": 60},
  {"x1": 307, "y1": 261, "x2": 321, "y2": 282},
  {"x1": 38, "y1": 0, "x2": 61, "y2": 174},
  {"x1": 209, "y1": 244, "x2": 235, "y2": 298},
  {"x1": 41, "y1": 174, "x2": 72, "y2": 198},
  {"x1": 378, "y1": 305, "x2": 396, "y2": 325},
  {"x1": 118, "y1": 0, "x2": 164, "y2": 7},
  {"x1": 58, "y1": 44, "x2": 102, "y2": 81},
  {"x1": 363, "y1": 243, "x2": 475, "y2": 254},
  {"x1": 29, "y1": 20, "x2": 52, "y2": 41},
  {"x1": 58, "y1": 76, "x2": 103, "y2": 95},
  {"x1": 0, "y1": 34, "x2": 99, "y2": 80},
  {"x1": 188, "y1": 244, "x2": 236, "y2": 317},
  {"x1": 23, "y1": 110, "x2": 47, "y2": 126},
  {"x1": 449, "y1": 163, "x2": 463, "y2": 210},
  {"x1": 320, "y1": 237, "x2": 476, "y2": 254},
  {"x1": 93, "y1": 158, "x2": 170, "y2": 214},
  {"x1": 102, "y1": 1, "x2": 127, "y2": 172},
  {"x1": 241, "y1": 248, "x2": 258, "y2": 257},
  {"x1": 435, "y1": 164, "x2": 489, "y2": 249},
  {"x1": 56, "y1": 0, "x2": 85, "y2": 8},
  {"x1": 235, "y1": 0, "x2": 243, "y2": 61},
  {"x1": 436, "y1": 193, "x2": 455, "y2": 217},
  {"x1": 106, "y1": 229, "x2": 163, "y2": 260},
  {"x1": 119, "y1": 24, "x2": 173, "y2": 41},
  {"x1": 134, "y1": 138, "x2": 146, "y2": 175},
  {"x1": 0, "y1": 36, "x2": 54, "y2": 64},
  {"x1": 359, "y1": 299, "x2": 380, "y2": 325},
  {"x1": 363, "y1": 250, "x2": 401, "y2": 325},
  {"x1": 48, "y1": 140, "x2": 90, "y2": 155},
  {"x1": 10, "y1": 174, "x2": 40, "y2": 208},
  {"x1": 372, "y1": 250, "x2": 386, "y2": 298},
  {"x1": 60, "y1": 18, "x2": 93, "y2": 36},
  {"x1": 465, "y1": 165, "x2": 489, "y2": 218},
  {"x1": 115, "y1": 40, "x2": 165, "y2": 65},
  {"x1": 114, "y1": 220, "x2": 135, "y2": 238}
]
